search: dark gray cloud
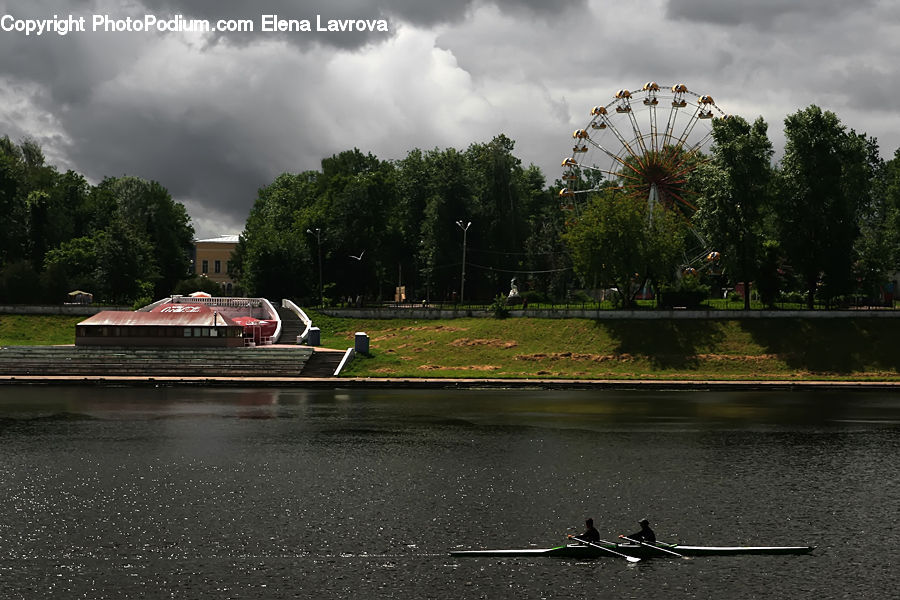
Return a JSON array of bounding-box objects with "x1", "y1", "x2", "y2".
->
[
  {"x1": 665, "y1": 0, "x2": 877, "y2": 29},
  {"x1": 61, "y1": 103, "x2": 267, "y2": 217},
  {"x1": 0, "y1": 0, "x2": 585, "y2": 236},
  {"x1": 136, "y1": 0, "x2": 586, "y2": 48},
  {"x1": 2, "y1": 0, "x2": 899, "y2": 238}
]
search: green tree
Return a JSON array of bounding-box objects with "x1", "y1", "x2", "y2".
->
[
  {"x1": 466, "y1": 134, "x2": 524, "y2": 252},
  {"x1": 0, "y1": 259, "x2": 40, "y2": 304},
  {"x1": 563, "y1": 190, "x2": 685, "y2": 308},
  {"x1": 774, "y1": 106, "x2": 875, "y2": 308},
  {"x1": 0, "y1": 137, "x2": 95, "y2": 301},
  {"x1": 392, "y1": 149, "x2": 431, "y2": 300},
  {"x1": 42, "y1": 236, "x2": 98, "y2": 302},
  {"x1": 417, "y1": 147, "x2": 473, "y2": 301},
  {"x1": 0, "y1": 144, "x2": 193, "y2": 305},
  {"x1": 319, "y1": 150, "x2": 397, "y2": 302},
  {"x1": 0, "y1": 136, "x2": 28, "y2": 269},
  {"x1": 93, "y1": 218, "x2": 154, "y2": 305},
  {"x1": 521, "y1": 166, "x2": 569, "y2": 300},
  {"x1": 232, "y1": 172, "x2": 320, "y2": 300},
  {"x1": 693, "y1": 115, "x2": 773, "y2": 309},
  {"x1": 755, "y1": 239, "x2": 785, "y2": 308},
  {"x1": 887, "y1": 150, "x2": 900, "y2": 253},
  {"x1": 864, "y1": 147, "x2": 900, "y2": 302},
  {"x1": 463, "y1": 135, "x2": 543, "y2": 299},
  {"x1": 173, "y1": 275, "x2": 223, "y2": 297},
  {"x1": 98, "y1": 176, "x2": 195, "y2": 298}
]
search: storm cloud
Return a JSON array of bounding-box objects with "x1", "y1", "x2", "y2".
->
[{"x1": 2, "y1": 0, "x2": 898, "y2": 237}]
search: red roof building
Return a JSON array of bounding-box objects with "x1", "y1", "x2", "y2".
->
[{"x1": 76, "y1": 305, "x2": 244, "y2": 347}]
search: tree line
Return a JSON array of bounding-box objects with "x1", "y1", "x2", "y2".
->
[
  {"x1": 0, "y1": 136, "x2": 194, "y2": 306},
  {"x1": 231, "y1": 134, "x2": 569, "y2": 305},
  {"x1": 2, "y1": 104, "x2": 899, "y2": 309},
  {"x1": 566, "y1": 106, "x2": 900, "y2": 309},
  {"x1": 235, "y1": 107, "x2": 900, "y2": 309}
]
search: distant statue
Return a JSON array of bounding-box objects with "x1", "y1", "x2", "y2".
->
[{"x1": 507, "y1": 277, "x2": 522, "y2": 305}]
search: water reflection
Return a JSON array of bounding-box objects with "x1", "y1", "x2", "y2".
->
[
  {"x1": 4, "y1": 386, "x2": 899, "y2": 427},
  {"x1": 1, "y1": 386, "x2": 899, "y2": 600}
]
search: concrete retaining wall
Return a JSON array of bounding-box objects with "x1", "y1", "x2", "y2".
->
[
  {"x1": 0, "y1": 305, "x2": 130, "y2": 316},
  {"x1": 321, "y1": 307, "x2": 900, "y2": 320},
  {"x1": 8, "y1": 304, "x2": 897, "y2": 320}
]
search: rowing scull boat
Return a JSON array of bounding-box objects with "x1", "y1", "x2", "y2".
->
[{"x1": 450, "y1": 542, "x2": 814, "y2": 559}]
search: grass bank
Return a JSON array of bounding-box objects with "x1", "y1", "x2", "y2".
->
[
  {"x1": 0, "y1": 314, "x2": 84, "y2": 346},
  {"x1": 310, "y1": 311, "x2": 900, "y2": 381},
  {"x1": 3, "y1": 312, "x2": 898, "y2": 381}
]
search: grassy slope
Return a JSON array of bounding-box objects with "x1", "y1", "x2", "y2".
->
[
  {"x1": 0, "y1": 314, "x2": 82, "y2": 346},
  {"x1": 311, "y1": 311, "x2": 900, "y2": 381},
  {"x1": 3, "y1": 312, "x2": 898, "y2": 380}
]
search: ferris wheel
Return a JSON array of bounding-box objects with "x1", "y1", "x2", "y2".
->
[
  {"x1": 560, "y1": 82, "x2": 727, "y2": 219},
  {"x1": 560, "y1": 82, "x2": 727, "y2": 270}
]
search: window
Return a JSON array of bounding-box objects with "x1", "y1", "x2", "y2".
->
[
  {"x1": 214, "y1": 260, "x2": 221, "y2": 274},
  {"x1": 202, "y1": 260, "x2": 209, "y2": 274}
]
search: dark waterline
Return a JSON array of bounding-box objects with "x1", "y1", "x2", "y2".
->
[{"x1": 1, "y1": 387, "x2": 898, "y2": 599}]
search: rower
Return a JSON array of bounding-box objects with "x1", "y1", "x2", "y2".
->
[
  {"x1": 623, "y1": 518, "x2": 656, "y2": 544},
  {"x1": 571, "y1": 518, "x2": 601, "y2": 544}
]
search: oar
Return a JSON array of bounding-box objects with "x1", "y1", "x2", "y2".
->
[
  {"x1": 619, "y1": 535, "x2": 688, "y2": 559},
  {"x1": 568, "y1": 535, "x2": 641, "y2": 563}
]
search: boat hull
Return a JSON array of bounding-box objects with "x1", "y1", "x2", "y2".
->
[{"x1": 449, "y1": 542, "x2": 814, "y2": 559}]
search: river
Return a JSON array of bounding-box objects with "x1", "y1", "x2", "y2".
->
[{"x1": 1, "y1": 386, "x2": 898, "y2": 599}]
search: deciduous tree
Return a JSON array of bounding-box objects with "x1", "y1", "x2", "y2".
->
[
  {"x1": 563, "y1": 190, "x2": 685, "y2": 308},
  {"x1": 693, "y1": 115, "x2": 773, "y2": 309},
  {"x1": 774, "y1": 106, "x2": 875, "y2": 308}
]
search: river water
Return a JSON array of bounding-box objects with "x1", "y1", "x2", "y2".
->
[{"x1": 1, "y1": 386, "x2": 898, "y2": 599}]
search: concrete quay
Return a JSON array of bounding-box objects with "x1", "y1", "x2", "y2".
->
[{"x1": 1, "y1": 374, "x2": 897, "y2": 392}]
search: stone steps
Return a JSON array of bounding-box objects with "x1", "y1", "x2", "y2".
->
[
  {"x1": 300, "y1": 350, "x2": 345, "y2": 377},
  {"x1": 0, "y1": 346, "x2": 313, "y2": 377},
  {"x1": 273, "y1": 305, "x2": 304, "y2": 343}
]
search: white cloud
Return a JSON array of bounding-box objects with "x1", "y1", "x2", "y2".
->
[{"x1": 3, "y1": 0, "x2": 900, "y2": 239}]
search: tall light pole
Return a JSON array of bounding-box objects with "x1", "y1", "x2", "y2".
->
[
  {"x1": 455, "y1": 220, "x2": 471, "y2": 304},
  {"x1": 306, "y1": 228, "x2": 323, "y2": 307}
]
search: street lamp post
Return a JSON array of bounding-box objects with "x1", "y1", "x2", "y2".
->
[
  {"x1": 306, "y1": 228, "x2": 323, "y2": 307},
  {"x1": 455, "y1": 220, "x2": 471, "y2": 305}
]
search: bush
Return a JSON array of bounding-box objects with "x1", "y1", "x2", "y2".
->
[
  {"x1": 0, "y1": 260, "x2": 41, "y2": 304},
  {"x1": 659, "y1": 274, "x2": 710, "y2": 308},
  {"x1": 778, "y1": 291, "x2": 805, "y2": 304},
  {"x1": 569, "y1": 290, "x2": 592, "y2": 303},
  {"x1": 520, "y1": 290, "x2": 549, "y2": 304},
  {"x1": 131, "y1": 281, "x2": 156, "y2": 310},
  {"x1": 173, "y1": 276, "x2": 223, "y2": 297},
  {"x1": 490, "y1": 295, "x2": 510, "y2": 319}
]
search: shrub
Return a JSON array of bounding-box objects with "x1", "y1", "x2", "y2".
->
[
  {"x1": 658, "y1": 274, "x2": 710, "y2": 308},
  {"x1": 490, "y1": 294, "x2": 510, "y2": 319},
  {"x1": 520, "y1": 290, "x2": 549, "y2": 304},
  {"x1": 569, "y1": 289, "x2": 592, "y2": 303}
]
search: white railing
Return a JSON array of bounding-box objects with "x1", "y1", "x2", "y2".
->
[
  {"x1": 260, "y1": 298, "x2": 282, "y2": 343},
  {"x1": 164, "y1": 296, "x2": 280, "y2": 345},
  {"x1": 334, "y1": 348, "x2": 355, "y2": 376},
  {"x1": 282, "y1": 299, "x2": 313, "y2": 343},
  {"x1": 170, "y1": 296, "x2": 264, "y2": 308}
]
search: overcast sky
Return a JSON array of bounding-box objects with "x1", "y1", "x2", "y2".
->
[{"x1": 3, "y1": 0, "x2": 899, "y2": 238}]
